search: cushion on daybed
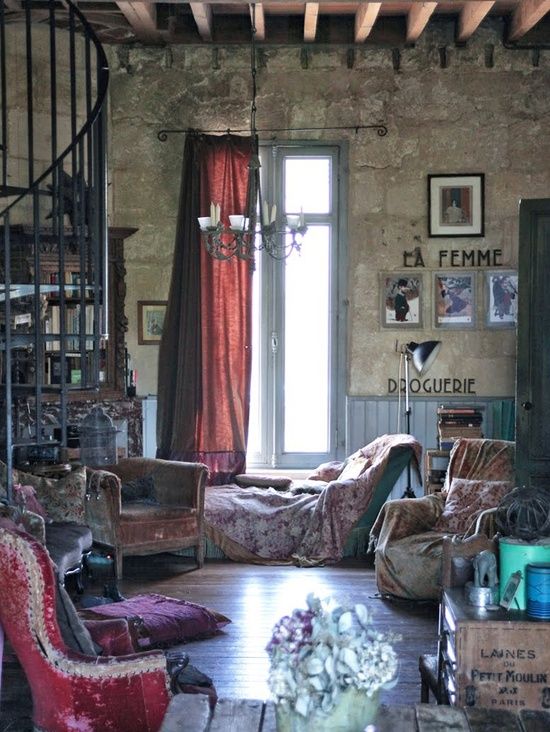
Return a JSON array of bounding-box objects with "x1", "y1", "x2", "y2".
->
[{"x1": 235, "y1": 474, "x2": 292, "y2": 490}]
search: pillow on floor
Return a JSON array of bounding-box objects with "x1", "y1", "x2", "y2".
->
[
  {"x1": 83, "y1": 593, "x2": 231, "y2": 650},
  {"x1": 433, "y1": 478, "x2": 513, "y2": 534}
]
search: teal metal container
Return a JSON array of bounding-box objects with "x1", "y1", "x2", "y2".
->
[
  {"x1": 526, "y1": 563, "x2": 550, "y2": 620},
  {"x1": 499, "y1": 538, "x2": 550, "y2": 611}
]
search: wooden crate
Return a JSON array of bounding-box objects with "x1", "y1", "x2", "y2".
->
[{"x1": 440, "y1": 588, "x2": 550, "y2": 711}]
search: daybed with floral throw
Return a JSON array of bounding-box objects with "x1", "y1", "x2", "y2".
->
[
  {"x1": 203, "y1": 434, "x2": 421, "y2": 566},
  {"x1": 369, "y1": 437, "x2": 515, "y2": 601}
]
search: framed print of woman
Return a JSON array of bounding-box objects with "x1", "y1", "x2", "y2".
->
[{"x1": 380, "y1": 273, "x2": 423, "y2": 328}]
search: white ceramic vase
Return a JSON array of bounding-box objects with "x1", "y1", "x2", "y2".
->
[{"x1": 275, "y1": 687, "x2": 379, "y2": 732}]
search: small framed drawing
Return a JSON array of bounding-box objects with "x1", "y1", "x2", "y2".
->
[
  {"x1": 434, "y1": 272, "x2": 475, "y2": 328},
  {"x1": 138, "y1": 301, "x2": 167, "y2": 344},
  {"x1": 485, "y1": 270, "x2": 518, "y2": 328},
  {"x1": 428, "y1": 173, "x2": 485, "y2": 237},
  {"x1": 380, "y1": 273, "x2": 423, "y2": 328}
]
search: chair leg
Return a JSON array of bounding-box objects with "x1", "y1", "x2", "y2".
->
[
  {"x1": 115, "y1": 551, "x2": 123, "y2": 581},
  {"x1": 419, "y1": 654, "x2": 440, "y2": 704},
  {"x1": 196, "y1": 539, "x2": 205, "y2": 568}
]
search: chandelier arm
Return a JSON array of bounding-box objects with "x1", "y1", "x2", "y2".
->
[{"x1": 197, "y1": 2, "x2": 307, "y2": 264}]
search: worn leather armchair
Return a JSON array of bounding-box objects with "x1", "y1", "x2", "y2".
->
[{"x1": 85, "y1": 458, "x2": 209, "y2": 579}]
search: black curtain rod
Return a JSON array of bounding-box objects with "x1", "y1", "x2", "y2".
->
[{"x1": 157, "y1": 123, "x2": 388, "y2": 142}]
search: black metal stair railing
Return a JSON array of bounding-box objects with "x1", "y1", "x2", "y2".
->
[{"x1": 0, "y1": 0, "x2": 109, "y2": 501}]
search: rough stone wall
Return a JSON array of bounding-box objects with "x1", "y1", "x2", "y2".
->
[{"x1": 106, "y1": 20, "x2": 550, "y2": 398}]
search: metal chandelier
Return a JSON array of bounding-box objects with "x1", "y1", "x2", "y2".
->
[{"x1": 197, "y1": 4, "x2": 307, "y2": 264}]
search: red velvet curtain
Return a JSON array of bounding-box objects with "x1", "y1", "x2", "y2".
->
[{"x1": 156, "y1": 134, "x2": 253, "y2": 485}]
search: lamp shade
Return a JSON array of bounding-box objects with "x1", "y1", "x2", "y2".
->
[{"x1": 407, "y1": 340, "x2": 441, "y2": 375}]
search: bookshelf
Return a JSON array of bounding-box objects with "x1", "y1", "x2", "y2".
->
[
  {"x1": 1, "y1": 225, "x2": 137, "y2": 468},
  {"x1": 1, "y1": 225, "x2": 136, "y2": 398}
]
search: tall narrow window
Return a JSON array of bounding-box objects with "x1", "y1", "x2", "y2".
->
[{"x1": 247, "y1": 144, "x2": 346, "y2": 469}]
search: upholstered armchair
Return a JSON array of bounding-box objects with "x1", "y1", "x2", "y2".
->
[
  {"x1": 0, "y1": 461, "x2": 93, "y2": 587},
  {"x1": 0, "y1": 524, "x2": 171, "y2": 732},
  {"x1": 369, "y1": 437, "x2": 515, "y2": 600},
  {"x1": 85, "y1": 457, "x2": 209, "y2": 579}
]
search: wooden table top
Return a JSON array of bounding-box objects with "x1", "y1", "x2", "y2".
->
[{"x1": 160, "y1": 694, "x2": 550, "y2": 731}]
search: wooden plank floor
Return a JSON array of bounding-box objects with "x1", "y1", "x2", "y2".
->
[
  {"x1": 119, "y1": 554, "x2": 439, "y2": 705},
  {"x1": 0, "y1": 554, "x2": 439, "y2": 731}
]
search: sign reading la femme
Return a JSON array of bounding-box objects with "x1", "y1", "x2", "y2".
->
[
  {"x1": 403, "y1": 247, "x2": 503, "y2": 268},
  {"x1": 388, "y1": 377, "x2": 477, "y2": 395}
]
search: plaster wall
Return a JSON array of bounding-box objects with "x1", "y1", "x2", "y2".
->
[
  {"x1": 105, "y1": 20, "x2": 550, "y2": 398},
  {"x1": 4, "y1": 27, "x2": 90, "y2": 224}
]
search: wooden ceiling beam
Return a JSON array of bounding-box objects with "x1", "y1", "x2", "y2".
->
[
  {"x1": 355, "y1": 2, "x2": 382, "y2": 42},
  {"x1": 3, "y1": 0, "x2": 22, "y2": 10},
  {"x1": 190, "y1": 2, "x2": 213, "y2": 42},
  {"x1": 115, "y1": 1, "x2": 162, "y2": 43},
  {"x1": 457, "y1": 1, "x2": 495, "y2": 42},
  {"x1": 406, "y1": 1, "x2": 438, "y2": 43},
  {"x1": 508, "y1": 0, "x2": 550, "y2": 40},
  {"x1": 304, "y1": 2, "x2": 319, "y2": 42},
  {"x1": 250, "y1": 3, "x2": 265, "y2": 41}
]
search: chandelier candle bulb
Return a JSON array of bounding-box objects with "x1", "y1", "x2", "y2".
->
[
  {"x1": 229, "y1": 215, "x2": 245, "y2": 230},
  {"x1": 210, "y1": 201, "x2": 215, "y2": 223},
  {"x1": 270, "y1": 204, "x2": 277, "y2": 224},
  {"x1": 262, "y1": 201, "x2": 269, "y2": 226},
  {"x1": 299, "y1": 207, "x2": 304, "y2": 227}
]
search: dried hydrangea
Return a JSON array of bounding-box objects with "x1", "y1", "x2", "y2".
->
[{"x1": 266, "y1": 593, "x2": 400, "y2": 718}]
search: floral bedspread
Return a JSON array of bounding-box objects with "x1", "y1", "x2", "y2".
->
[{"x1": 204, "y1": 434, "x2": 421, "y2": 565}]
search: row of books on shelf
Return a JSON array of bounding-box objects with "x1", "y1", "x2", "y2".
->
[
  {"x1": 42, "y1": 270, "x2": 85, "y2": 298},
  {"x1": 44, "y1": 303, "x2": 95, "y2": 351},
  {"x1": 437, "y1": 404, "x2": 483, "y2": 450},
  {"x1": 44, "y1": 352, "x2": 91, "y2": 385}
]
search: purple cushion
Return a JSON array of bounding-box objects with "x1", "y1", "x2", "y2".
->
[{"x1": 84, "y1": 593, "x2": 231, "y2": 650}]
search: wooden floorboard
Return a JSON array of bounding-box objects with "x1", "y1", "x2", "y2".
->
[{"x1": 0, "y1": 554, "x2": 439, "y2": 730}]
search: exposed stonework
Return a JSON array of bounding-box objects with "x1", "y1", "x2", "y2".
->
[{"x1": 106, "y1": 20, "x2": 549, "y2": 397}]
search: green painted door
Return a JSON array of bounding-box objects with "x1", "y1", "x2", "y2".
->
[{"x1": 516, "y1": 199, "x2": 550, "y2": 488}]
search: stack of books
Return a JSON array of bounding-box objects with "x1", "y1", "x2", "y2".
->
[{"x1": 437, "y1": 405, "x2": 483, "y2": 450}]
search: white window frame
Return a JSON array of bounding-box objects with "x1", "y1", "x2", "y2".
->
[{"x1": 247, "y1": 141, "x2": 348, "y2": 470}]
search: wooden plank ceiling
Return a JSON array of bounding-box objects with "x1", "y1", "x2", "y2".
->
[{"x1": 4, "y1": 1, "x2": 550, "y2": 45}]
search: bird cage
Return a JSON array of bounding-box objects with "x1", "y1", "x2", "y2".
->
[{"x1": 79, "y1": 406, "x2": 118, "y2": 467}]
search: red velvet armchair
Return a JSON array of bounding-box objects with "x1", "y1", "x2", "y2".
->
[{"x1": 0, "y1": 525, "x2": 171, "y2": 732}]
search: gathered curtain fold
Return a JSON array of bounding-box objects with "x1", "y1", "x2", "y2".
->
[{"x1": 156, "y1": 133, "x2": 253, "y2": 485}]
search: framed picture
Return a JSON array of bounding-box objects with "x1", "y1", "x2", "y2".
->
[
  {"x1": 380, "y1": 273, "x2": 423, "y2": 328},
  {"x1": 434, "y1": 272, "x2": 475, "y2": 328},
  {"x1": 485, "y1": 270, "x2": 518, "y2": 328},
  {"x1": 138, "y1": 301, "x2": 167, "y2": 344},
  {"x1": 428, "y1": 173, "x2": 485, "y2": 237}
]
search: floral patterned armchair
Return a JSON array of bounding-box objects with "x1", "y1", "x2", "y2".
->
[{"x1": 369, "y1": 438, "x2": 515, "y2": 600}]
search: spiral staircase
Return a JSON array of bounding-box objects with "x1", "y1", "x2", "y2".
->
[{"x1": 0, "y1": 1, "x2": 109, "y2": 500}]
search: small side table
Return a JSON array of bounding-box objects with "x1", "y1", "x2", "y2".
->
[{"x1": 424, "y1": 449, "x2": 450, "y2": 495}]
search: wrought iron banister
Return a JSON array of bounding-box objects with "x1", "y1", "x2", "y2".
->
[{"x1": 1, "y1": 0, "x2": 109, "y2": 501}]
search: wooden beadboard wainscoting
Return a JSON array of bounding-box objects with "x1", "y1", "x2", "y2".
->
[{"x1": 346, "y1": 396, "x2": 515, "y2": 499}]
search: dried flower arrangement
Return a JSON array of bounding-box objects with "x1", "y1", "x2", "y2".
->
[{"x1": 266, "y1": 593, "x2": 400, "y2": 721}]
